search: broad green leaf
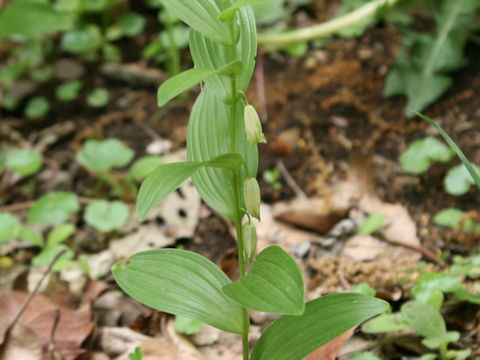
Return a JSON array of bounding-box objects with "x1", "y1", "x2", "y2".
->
[
  {"x1": 0, "y1": 0, "x2": 72, "y2": 39},
  {"x1": 219, "y1": 0, "x2": 273, "y2": 21},
  {"x1": 128, "y1": 156, "x2": 164, "y2": 181},
  {"x1": 119, "y1": 12, "x2": 146, "y2": 37},
  {"x1": 412, "y1": 273, "x2": 462, "y2": 310},
  {"x1": 357, "y1": 214, "x2": 386, "y2": 235},
  {"x1": 399, "y1": 137, "x2": 453, "y2": 174},
  {"x1": 205, "y1": 153, "x2": 244, "y2": 171},
  {"x1": 159, "y1": 0, "x2": 232, "y2": 44},
  {"x1": 0, "y1": 212, "x2": 21, "y2": 243},
  {"x1": 434, "y1": 208, "x2": 480, "y2": 233},
  {"x1": 27, "y1": 191, "x2": 80, "y2": 225},
  {"x1": 112, "y1": 249, "x2": 244, "y2": 334},
  {"x1": 5, "y1": 149, "x2": 43, "y2": 177},
  {"x1": 188, "y1": 91, "x2": 258, "y2": 219},
  {"x1": 137, "y1": 162, "x2": 202, "y2": 220},
  {"x1": 157, "y1": 61, "x2": 242, "y2": 107},
  {"x1": 422, "y1": 331, "x2": 459, "y2": 350},
  {"x1": 46, "y1": 224, "x2": 75, "y2": 249},
  {"x1": 400, "y1": 301, "x2": 446, "y2": 339},
  {"x1": 361, "y1": 313, "x2": 408, "y2": 333},
  {"x1": 84, "y1": 200, "x2": 130, "y2": 232},
  {"x1": 417, "y1": 113, "x2": 480, "y2": 190},
  {"x1": 77, "y1": 139, "x2": 135, "y2": 172},
  {"x1": 223, "y1": 246, "x2": 304, "y2": 315},
  {"x1": 189, "y1": 5, "x2": 256, "y2": 101},
  {"x1": 174, "y1": 315, "x2": 205, "y2": 335},
  {"x1": 444, "y1": 163, "x2": 480, "y2": 196},
  {"x1": 251, "y1": 293, "x2": 389, "y2": 360}
]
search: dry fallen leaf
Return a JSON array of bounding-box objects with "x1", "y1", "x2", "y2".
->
[{"x1": 0, "y1": 323, "x2": 42, "y2": 360}]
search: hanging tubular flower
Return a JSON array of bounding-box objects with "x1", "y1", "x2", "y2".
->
[
  {"x1": 243, "y1": 177, "x2": 261, "y2": 220},
  {"x1": 243, "y1": 221, "x2": 257, "y2": 264},
  {"x1": 244, "y1": 104, "x2": 267, "y2": 145}
]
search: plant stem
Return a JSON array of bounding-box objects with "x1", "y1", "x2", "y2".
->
[
  {"x1": 257, "y1": 0, "x2": 399, "y2": 47},
  {"x1": 165, "y1": 15, "x2": 181, "y2": 76},
  {"x1": 229, "y1": 16, "x2": 250, "y2": 360}
]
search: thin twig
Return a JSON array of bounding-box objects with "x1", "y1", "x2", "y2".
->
[
  {"x1": 385, "y1": 239, "x2": 445, "y2": 266},
  {"x1": 276, "y1": 160, "x2": 307, "y2": 199}
]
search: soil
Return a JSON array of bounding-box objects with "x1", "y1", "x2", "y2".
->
[{"x1": 1, "y1": 3, "x2": 480, "y2": 359}]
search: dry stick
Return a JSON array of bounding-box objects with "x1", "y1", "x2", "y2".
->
[
  {"x1": 9, "y1": 249, "x2": 67, "y2": 329},
  {"x1": 255, "y1": 48, "x2": 268, "y2": 121},
  {"x1": 276, "y1": 160, "x2": 307, "y2": 199},
  {"x1": 385, "y1": 239, "x2": 444, "y2": 266}
]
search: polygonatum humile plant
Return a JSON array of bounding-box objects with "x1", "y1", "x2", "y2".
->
[{"x1": 111, "y1": 1, "x2": 388, "y2": 359}]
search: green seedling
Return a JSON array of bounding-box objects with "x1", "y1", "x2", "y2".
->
[
  {"x1": 111, "y1": 2, "x2": 388, "y2": 359},
  {"x1": 451, "y1": 254, "x2": 480, "y2": 279},
  {"x1": 84, "y1": 200, "x2": 130, "y2": 232},
  {"x1": 357, "y1": 213, "x2": 387, "y2": 235},
  {"x1": 27, "y1": 191, "x2": 80, "y2": 225},
  {"x1": 262, "y1": 167, "x2": 282, "y2": 190},
  {"x1": 433, "y1": 208, "x2": 480, "y2": 234},
  {"x1": 24, "y1": 96, "x2": 50, "y2": 119},
  {"x1": 32, "y1": 224, "x2": 76, "y2": 271},
  {"x1": 174, "y1": 315, "x2": 205, "y2": 335},
  {"x1": 399, "y1": 137, "x2": 454, "y2": 174},
  {"x1": 351, "y1": 352, "x2": 381, "y2": 360},
  {"x1": 0, "y1": 212, "x2": 21, "y2": 243},
  {"x1": 126, "y1": 347, "x2": 143, "y2": 360},
  {"x1": 2, "y1": 148, "x2": 43, "y2": 178},
  {"x1": 56, "y1": 80, "x2": 83, "y2": 102},
  {"x1": 444, "y1": 163, "x2": 480, "y2": 196},
  {"x1": 127, "y1": 156, "x2": 164, "y2": 182},
  {"x1": 119, "y1": 13, "x2": 146, "y2": 38},
  {"x1": 86, "y1": 88, "x2": 110, "y2": 108}
]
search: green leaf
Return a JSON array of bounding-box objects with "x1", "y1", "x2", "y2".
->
[
  {"x1": 119, "y1": 12, "x2": 146, "y2": 37},
  {"x1": 128, "y1": 156, "x2": 164, "y2": 181},
  {"x1": 25, "y1": 96, "x2": 50, "y2": 119},
  {"x1": 174, "y1": 315, "x2": 205, "y2": 335},
  {"x1": 422, "y1": 331, "x2": 459, "y2": 350},
  {"x1": 126, "y1": 347, "x2": 143, "y2": 360},
  {"x1": 188, "y1": 91, "x2": 258, "y2": 220},
  {"x1": 434, "y1": 208, "x2": 480, "y2": 233},
  {"x1": 19, "y1": 226, "x2": 44, "y2": 248},
  {"x1": 361, "y1": 313, "x2": 408, "y2": 333},
  {"x1": 351, "y1": 352, "x2": 381, "y2": 360},
  {"x1": 452, "y1": 254, "x2": 480, "y2": 279},
  {"x1": 137, "y1": 162, "x2": 203, "y2": 220},
  {"x1": 5, "y1": 148, "x2": 43, "y2": 177},
  {"x1": 27, "y1": 191, "x2": 80, "y2": 225},
  {"x1": 0, "y1": 212, "x2": 21, "y2": 243},
  {"x1": 223, "y1": 246, "x2": 304, "y2": 315},
  {"x1": 411, "y1": 273, "x2": 462, "y2": 309},
  {"x1": 400, "y1": 301, "x2": 446, "y2": 339},
  {"x1": 354, "y1": 282, "x2": 376, "y2": 297},
  {"x1": 399, "y1": 137, "x2": 454, "y2": 174},
  {"x1": 219, "y1": 0, "x2": 273, "y2": 21},
  {"x1": 417, "y1": 113, "x2": 480, "y2": 190},
  {"x1": 158, "y1": 0, "x2": 232, "y2": 44},
  {"x1": 84, "y1": 200, "x2": 130, "y2": 232},
  {"x1": 112, "y1": 249, "x2": 244, "y2": 334},
  {"x1": 189, "y1": 5, "x2": 256, "y2": 101},
  {"x1": 56, "y1": 80, "x2": 83, "y2": 102},
  {"x1": 444, "y1": 163, "x2": 480, "y2": 196},
  {"x1": 46, "y1": 224, "x2": 75, "y2": 249},
  {"x1": 0, "y1": 0, "x2": 72, "y2": 39},
  {"x1": 357, "y1": 214, "x2": 386, "y2": 235},
  {"x1": 157, "y1": 61, "x2": 242, "y2": 107},
  {"x1": 251, "y1": 293, "x2": 389, "y2": 360},
  {"x1": 86, "y1": 88, "x2": 110, "y2": 108},
  {"x1": 77, "y1": 139, "x2": 135, "y2": 172},
  {"x1": 61, "y1": 27, "x2": 103, "y2": 54},
  {"x1": 205, "y1": 153, "x2": 244, "y2": 171},
  {"x1": 32, "y1": 243, "x2": 74, "y2": 271}
]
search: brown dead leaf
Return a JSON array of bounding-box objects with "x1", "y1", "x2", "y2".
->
[
  {"x1": 0, "y1": 323, "x2": 42, "y2": 360},
  {"x1": 303, "y1": 328, "x2": 354, "y2": 360}
]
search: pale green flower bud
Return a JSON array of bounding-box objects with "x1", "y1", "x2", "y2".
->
[
  {"x1": 243, "y1": 177, "x2": 261, "y2": 220},
  {"x1": 244, "y1": 105, "x2": 267, "y2": 145},
  {"x1": 243, "y1": 221, "x2": 257, "y2": 264}
]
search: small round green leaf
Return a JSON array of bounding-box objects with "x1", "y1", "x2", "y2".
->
[
  {"x1": 434, "y1": 208, "x2": 480, "y2": 233},
  {"x1": 112, "y1": 249, "x2": 244, "y2": 334},
  {"x1": 84, "y1": 200, "x2": 130, "y2": 232},
  {"x1": 399, "y1": 137, "x2": 453, "y2": 174},
  {"x1": 174, "y1": 315, "x2": 205, "y2": 335},
  {"x1": 32, "y1": 243, "x2": 74, "y2": 271},
  {"x1": 86, "y1": 88, "x2": 110, "y2": 108},
  {"x1": 46, "y1": 224, "x2": 75, "y2": 248},
  {"x1": 119, "y1": 12, "x2": 146, "y2": 37},
  {"x1": 5, "y1": 148, "x2": 43, "y2": 177},
  {"x1": 444, "y1": 163, "x2": 480, "y2": 196},
  {"x1": 77, "y1": 138, "x2": 135, "y2": 172},
  {"x1": 223, "y1": 245, "x2": 305, "y2": 315},
  {"x1": 25, "y1": 96, "x2": 49, "y2": 119},
  {"x1": 55, "y1": 80, "x2": 82, "y2": 102},
  {"x1": 400, "y1": 301, "x2": 446, "y2": 339},
  {"x1": 128, "y1": 155, "x2": 164, "y2": 181},
  {"x1": 61, "y1": 27, "x2": 102, "y2": 54},
  {"x1": 27, "y1": 191, "x2": 79, "y2": 225},
  {"x1": 0, "y1": 212, "x2": 21, "y2": 243}
]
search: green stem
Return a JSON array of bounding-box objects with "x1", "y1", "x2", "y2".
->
[
  {"x1": 229, "y1": 16, "x2": 250, "y2": 360},
  {"x1": 257, "y1": 0, "x2": 399, "y2": 47},
  {"x1": 165, "y1": 16, "x2": 181, "y2": 76}
]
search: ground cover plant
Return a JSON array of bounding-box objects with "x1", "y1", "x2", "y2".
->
[{"x1": 1, "y1": 0, "x2": 480, "y2": 359}]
